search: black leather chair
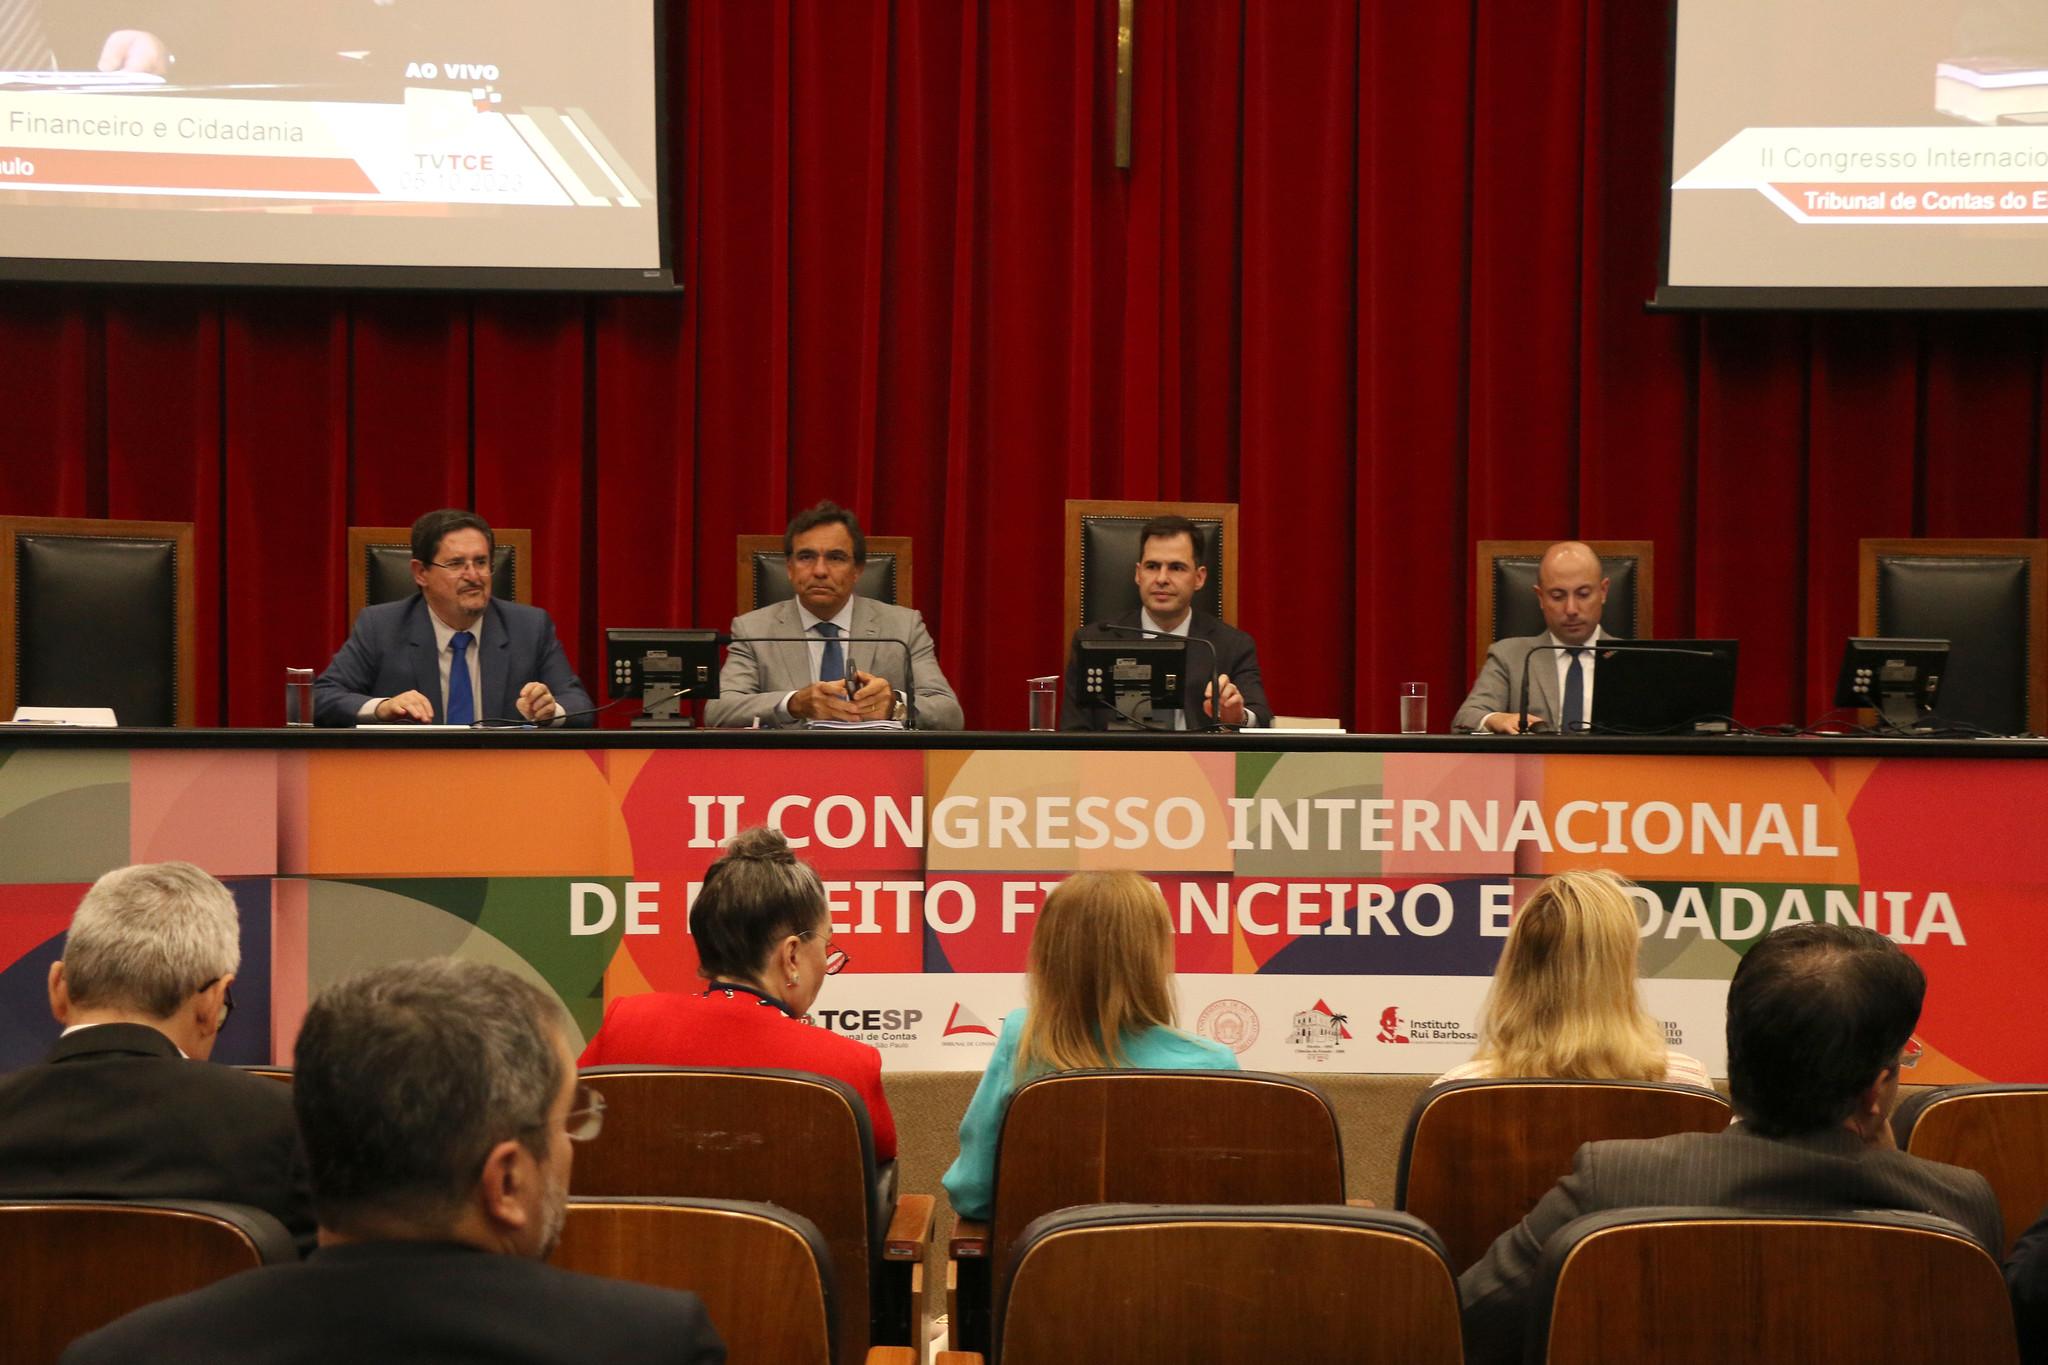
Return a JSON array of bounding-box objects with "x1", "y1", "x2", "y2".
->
[
  {"x1": 1860, "y1": 539, "x2": 2047, "y2": 735},
  {"x1": 1062, "y1": 499, "x2": 1238, "y2": 651},
  {"x1": 1473, "y1": 539, "x2": 1652, "y2": 668},
  {"x1": 346, "y1": 525, "x2": 531, "y2": 621},
  {"x1": 737, "y1": 534, "x2": 912, "y2": 614},
  {"x1": 0, "y1": 516, "x2": 194, "y2": 726}
]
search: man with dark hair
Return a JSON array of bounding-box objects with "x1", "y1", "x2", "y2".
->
[
  {"x1": 707, "y1": 500, "x2": 963, "y2": 729},
  {"x1": 1457, "y1": 922, "x2": 2002, "y2": 1364},
  {"x1": 0, "y1": 863, "x2": 314, "y2": 1252},
  {"x1": 1061, "y1": 513, "x2": 1270, "y2": 729},
  {"x1": 313, "y1": 507, "x2": 594, "y2": 727},
  {"x1": 63, "y1": 958, "x2": 724, "y2": 1364}
]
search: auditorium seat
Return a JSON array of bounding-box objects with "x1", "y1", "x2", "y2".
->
[
  {"x1": 1892, "y1": 1082, "x2": 2048, "y2": 1254},
  {"x1": 231, "y1": 1066, "x2": 294, "y2": 1085},
  {"x1": 574, "y1": 1065, "x2": 931, "y2": 1365},
  {"x1": 0, "y1": 1198, "x2": 296, "y2": 1364},
  {"x1": 346, "y1": 524, "x2": 532, "y2": 620},
  {"x1": 1062, "y1": 499, "x2": 1238, "y2": 654},
  {"x1": 1473, "y1": 539, "x2": 1652, "y2": 669},
  {"x1": 1395, "y1": 1078, "x2": 1732, "y2": 1271},
  {"x1": 0, "y1": 515, "x2": 195, "y2": 726},
  {"x1": 1531, "y1": 1207, "x2": 2017, "y2": 1364},
  {"x1": 945, "y1": 1068, "x2": 1343, "y2": 1356},
  {"x1": 1859, "y1": 538, "x2": 2048, "y2": 735},
  {"x1": 738, "y1": 533, "x2": 913, "y2": 613}
]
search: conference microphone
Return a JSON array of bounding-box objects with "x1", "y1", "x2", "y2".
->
[
  {"x1": 1095, "y1": 622, "x2": 1228, "y2": 732},
  {"x1": 1512, "y1": 640, "x2": 1725, "y2": 736},
  {"x1": 720, "y1": 632, "x2": 922, "y2": 729}
]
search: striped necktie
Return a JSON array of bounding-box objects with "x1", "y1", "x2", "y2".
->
[{"x1": 0, "y1": 2, "x2": 53, "y2": 72}]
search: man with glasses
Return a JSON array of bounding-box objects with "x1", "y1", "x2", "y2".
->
[
  {"x1": 314, "y1": 507, "x2": 594, "y2": 727},
  {"x1": 0, "y1": 862, "x2": 315, "y2": 1253},
  {"x1": 65, "y1": 958, "x2": 725, "y2": 1364},
  {"x1": 707, "y1": 500, "x2": 963, "y2": 728}
]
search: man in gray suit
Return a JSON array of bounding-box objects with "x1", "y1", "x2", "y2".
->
[
  {"x1": 1452, "y1": 540, "x2": 1613, "y2": 734},
  {"x1": 706, "y1": 502, "x2": 962, "y2": 730},
  {"x1": 1458, "y1": 922, "x2": 2003, "y2": 1363}
]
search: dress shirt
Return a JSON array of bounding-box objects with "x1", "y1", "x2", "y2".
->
[{"x1": 772, "y1": 598, "x2": 859, "y2": 722}]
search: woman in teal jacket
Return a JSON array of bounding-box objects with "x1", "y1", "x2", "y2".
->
[{"x1": 941, "y1": 869, "x2": 1238, "y2": 1220}]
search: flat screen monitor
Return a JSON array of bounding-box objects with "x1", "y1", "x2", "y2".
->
[
  {"x1": 1588, "y1": 639, "x2": 1741, "y2": 734},
  {"x1": 605, "y1": 628, "x2": 718, "y2": 728},
  {"x1": 1834, "y1": 636, "x2": 1949, "y2": 731},
  {"x1": 1074, "y1": 637, "x2": 1187, "y2": 730},
  {"x1": 0, "y1": 1, "x2": 670, "y2": 291}
]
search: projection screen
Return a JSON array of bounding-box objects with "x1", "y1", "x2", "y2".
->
[{"x1": 0, "y1": 0, "x2": 669, "y2": 291}]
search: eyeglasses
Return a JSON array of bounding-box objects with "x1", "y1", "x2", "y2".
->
[
  {"x1": 799, "y1": 929, "x2": 850, "y2": 976},
  {"x1": 429, "y1": 555, "x2": 493, "y2": 575},
  {"x1": 565, "y1": 1084, "x2": 606, "y2": 1142},
  {"x1": 198, "y1": 976, "x2": 235, "y2": 1026},
  {"x1": 788, "y1": 549, "x2": 854, "y2": 568}
]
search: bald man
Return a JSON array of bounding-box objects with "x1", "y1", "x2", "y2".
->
[{"x1": 1452, "y1": 541, "x2": 1615, "y2": 734}]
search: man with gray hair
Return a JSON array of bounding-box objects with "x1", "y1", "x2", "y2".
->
[
  {"x1": 0, "y1": 861, "x2": 313, "y2": 1249},
  {"x1": 64, "y1": 958, "x2": 724, "y2": 1363}
]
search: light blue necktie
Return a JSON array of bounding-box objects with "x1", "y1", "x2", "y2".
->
[
  {"x1": 815, "y1": 621, "x2": 845, "y2": 683},
  {"x1": 447, "y1": 631, "x2": 476, "y2": 724}
]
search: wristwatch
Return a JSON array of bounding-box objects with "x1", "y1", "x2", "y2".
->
[{"x1": 891, "y1": 698, "x2": 908, "y2": 724}]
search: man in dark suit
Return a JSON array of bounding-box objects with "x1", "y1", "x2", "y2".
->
[
  {"x1": 313, "y1": 508, "x2": 593, "y2": 727},
  {"x1": 1458, "y1": 922, "x2": 2003, "y2": 1364},
  {"x1": 64, "y1": 957, "x2": 725, "y2": 1365},
  {"x1": 1061, "y1": 514, "x2": 1270, "y2": 729},
  {"x1": 0, "y1": 862, "x2": 315, "y2": 1252}
]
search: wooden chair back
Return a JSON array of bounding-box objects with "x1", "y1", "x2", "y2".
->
[
  {"x1": 994, "y1": 1204, "x2": 1461, "y2": 1365},
  {"x1": 556, "y1": 1197, "x2": 836, "y2": 1365},
  {"x1": 1894, "y1": 1083, "x2": 2048, "y2": 1254},
  {"x1": 1063, "y1": 499, "x2": 1238, "y2": 651},
  {"x1": 1859, "y1": 538, "x2": 2048, "y2": 734},
  {"x1": 989, "y1": 1070, "x2": 1343, "y2": 1284},
  {"x1": 574, "y1": 1066, "x2": 883, "y2": 1364},
  {"x1": 0, "y1": 1199, "x2": 296, "y2": 1364},
  {"x1": 1534, "y1": 1208, "x2": 2018, "y2": 1364},
  {"x1": 1396, "y1": 1079, "x2": 1732, "y2": 1271},
  {"x1": 347, "y1": 524, "x2": 532, "y2": 621},
  {"x1": 738, "y1": 533, "x2": 914, "y2": 613},
  {"x1": 1473, "y1": 539, "x2": 1653, "y2": 669}
]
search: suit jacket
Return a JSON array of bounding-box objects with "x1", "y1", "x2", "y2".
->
[
  {"x1": 705, "y1": 596, "x2": 963, "y2": 730},
  {"x1": 313, "y1": 595, "x2": 594, "y2": 728},
  {"x1": 60, "y1": 1239, "x2": 725, "y2": 1365},
  {"x1": 1458, "y1": 1124, "x2": 2005, "y2": 1365},
  {"x1": 1061, "y1": 610, "x2": 1270, "y2": 730},
  {"x1": 2009, "y1": 1201, "x2": 2048, "y2": 1365},
  {"x1": 0, "y1": 1023, "x2": 315, "y2": 1255},
  {"x1": 1451, "y1": 630, "x2": 1616, "y2": 733}
]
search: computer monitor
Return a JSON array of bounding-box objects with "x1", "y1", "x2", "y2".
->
[
  {"x1": 1834, "y1": 637, "x2": 1948, "y2": 732},
  {"x1": 1075, "y1": 638, "x2": 1188, "y2": 729},
  {"x1": 1587, "y1": 640, "x2": 1740, "y2": 734},
  {"x1": 605, "y1": 628, "x2": 721, "y2": 728}
]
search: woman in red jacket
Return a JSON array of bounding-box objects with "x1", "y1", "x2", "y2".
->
[{"x1": 578, "y1": 825, "x2": 896, "y2": 1159}]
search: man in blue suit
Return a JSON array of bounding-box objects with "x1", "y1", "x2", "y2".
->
[{"x1": 314, "y1": 508, "x2": 593, "y2": 727}]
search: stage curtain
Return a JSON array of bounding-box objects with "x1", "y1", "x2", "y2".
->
[{"x1": 1, "y1": 0, "x2": 2044, "y2": 730}]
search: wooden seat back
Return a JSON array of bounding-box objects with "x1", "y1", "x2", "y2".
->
[{"x1": 1895, "y1": 1083, "x2": 2048, "y2": 1254}]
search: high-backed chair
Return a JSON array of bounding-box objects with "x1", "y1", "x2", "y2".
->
[
  {"x1": 1531, "y1": 1208, "x2": 2018, "y2": 1364},
  {"x1": 980, "y1": 1204, "x2": 1461, "y2": 1365},
  {"x1": 738, "y1": 534, "x2": 913, "y2": 614},
  {"x1": 0, "y1": 516, "x2": 195, "y2": 726},
  {"x1": 1859, "y1": 538, "x2": 2048, "y2": 734},
  {"x1": 1062, "y1": 499, "x2": 1238, "y2": 652},
  {"x1": 0, "y1": 1199, "x2": 296, "y2": 1363},
  {"x1": 947, "y1": 1069, "x2": 1344, "y2": 1355},
  {"x1": 574, "y1": 1066, "x2": 932, "y2": 1365},
  {"x1": 1473, "y1": 540, "x2": 1652, "y2": 669},
  {"x1": 1893, "y1": 1083, "x2": 2048, "y2": 1254},
  {"x1": 346, "y1": 524, "x2": 532, "y2": 621},
  {"x1": 1395, "y1": 1079, "x2": 1732, "y2": 1271}
]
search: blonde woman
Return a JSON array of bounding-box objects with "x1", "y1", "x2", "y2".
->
[
  {"x1": 1436, "y1": 869, "x2": 1711, "y2": 1088},
  {"x1": 942, "y1": 870, "x2": 1237, "y2": 1219}
]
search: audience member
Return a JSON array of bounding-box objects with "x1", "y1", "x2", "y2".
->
[
  {"x1": 0, "y1": 862, "x2": 314, "y2": 1252},
  {"x1": 1453, "y1": 539, "x2": 1613, "y2": 734},
  {"x1": 2011, "y1": 1200, "x2": 2048, "y2": 1364},
  {"x1": 1435, "y1": 869, "x2": 1711, "y2": 1088},
  {"x1": 62, "y1": 958, "x2": 724, "y2": 1364},
  {"x1": 942, "y1": 870, "x2": 1238, "y2": 1218},
  {"x1": 1458, "y1": 922, "x2": 2002, "y2": 1365},
  {"x1": 578, "y1": 826, "x2": 896, "y2": 1159}
]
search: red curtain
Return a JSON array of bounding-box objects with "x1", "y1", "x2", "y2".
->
[{"x1": 3, "y1": 0, "x2": 2045, "y2": 730}]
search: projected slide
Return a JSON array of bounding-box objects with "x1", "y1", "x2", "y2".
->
[
  {"x1": 0, "y1": 1, "x2": 665, "y2": 287},
  {"x1": 1665, "y1": 0, "x2": 2048, "y2": 301}
]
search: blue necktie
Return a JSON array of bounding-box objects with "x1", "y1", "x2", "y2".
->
[
  {"x1": 1563, "y1": 647, "x2": 1585, "y2": 733},
  {"x1": 447, "y1": 631, "x2": 476, "y2": 724},
  {"x1": 815, "y1": 621, "x2": 845, "y2": 683}
]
